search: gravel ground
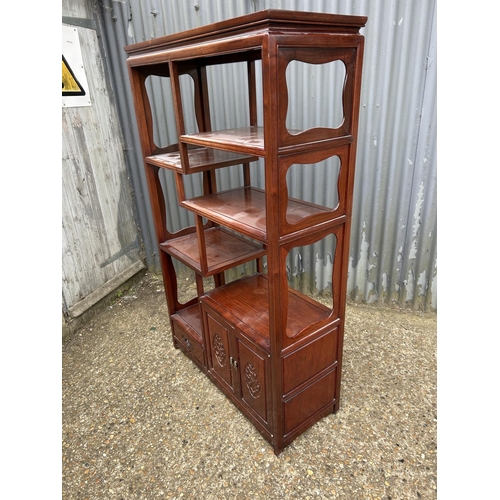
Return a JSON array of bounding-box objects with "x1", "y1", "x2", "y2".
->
[{"x1": 62, "y1": 273, "x2": 437, "y2": 499}]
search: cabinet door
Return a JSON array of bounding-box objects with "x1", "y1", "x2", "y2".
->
[
  {"x1": 206, "y1": 311, "x2": 235, "y2": 393},
  {"x1": 236, "y1": 336, "x2": 270, "y2": 426}
]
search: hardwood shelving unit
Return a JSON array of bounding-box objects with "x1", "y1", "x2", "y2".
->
[{"x1": 125, "y1": 9, "x2": 366, "y2": 455}]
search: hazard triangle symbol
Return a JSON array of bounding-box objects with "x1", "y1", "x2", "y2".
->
[{"x1": 62, "y1": 55, "x2": 86, "y2": 96}]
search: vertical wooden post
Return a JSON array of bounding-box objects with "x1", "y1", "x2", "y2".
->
[
  {"x1": 169, "y1": 61, "x2": 190, "y2": 173},
  {"x1": 262, "y1": 33, "x2": 285, "y2": 455}
]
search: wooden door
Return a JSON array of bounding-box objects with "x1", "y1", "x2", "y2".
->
[
  {"x1": 236, "y1": 336, "x2": 270, "y2": 428},
  {"x1": 205, "y1": 311, "x2": 236, "y2": 393}
]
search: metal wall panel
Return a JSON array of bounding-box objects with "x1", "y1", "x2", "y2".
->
[{"x1": 98, "y1": 0, "x2": 437, "y2": 310}]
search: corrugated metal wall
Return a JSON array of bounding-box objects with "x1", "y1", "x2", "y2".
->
[{"x1": 98, "y1": 0, "x2": 437, "y2": 311}]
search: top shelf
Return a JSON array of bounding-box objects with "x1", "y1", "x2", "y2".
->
[{"x1": 124, "y1": 9, "x2": 367, "y2": 57}]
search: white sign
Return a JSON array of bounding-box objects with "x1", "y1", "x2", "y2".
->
[{"x1": 62, "y1": 25, "x2": 91, "y2": 107}]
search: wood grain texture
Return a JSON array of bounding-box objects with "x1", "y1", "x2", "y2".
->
[{"x1": 63, "y1": 23, "x2": 142, "y2": 313}]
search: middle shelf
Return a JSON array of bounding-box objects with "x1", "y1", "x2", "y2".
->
[
  {"x1": 181, "y1": 186, "x2": 338, "y2": 242},
  {"x1": 179, "y1": 126, "x2": 353, "y2": 158},
  {"x1": 146, "y1": 146, "x2": 258, "y2": 174}
]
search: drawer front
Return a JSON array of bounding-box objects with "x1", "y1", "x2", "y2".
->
[{"x1": 172, "y1": 320, "x2": 205, "y2": 368}]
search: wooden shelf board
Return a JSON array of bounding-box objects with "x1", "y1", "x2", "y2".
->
[
  {"x1": 203, "y1": 274, "x2": 331, "y2": 350},
  {"x1": 146, "y1": 147, "x2": 257, "y2": 172},
  {"x1": 160, "y1": 227, "x2": 265, "y2": 276},
  {"x1": 181, "y1": 186, "x2": 333, "y2": 242},
  {"x1": 181, "y1": 127, "x2": 265, "y2": 156},
  {"x1": 181, "y1": 187, "x2": 267, "y2": 241},
  {"x1": 180, "y1": 126, "x2": 330, "y2": 157}
]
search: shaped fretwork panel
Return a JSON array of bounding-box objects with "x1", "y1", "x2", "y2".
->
[
  {"x1": 277, "y1": 45, "x2": 357, "y2": 149},
  {"x1": 145, "y1": 73, "x2": 198, "y2": 148},
  {"x1": 279, "y1": 226, "x2": 345, "y2": 347},
  {"x1": 286, "y1": 155, "x2": 341, "y2": 221},
  {"x1": 278, "y1": 145, "x2": 350, "y2": 235},
  {"x1": 286, "y1": 59, "x2": 346, "y2": 133}
]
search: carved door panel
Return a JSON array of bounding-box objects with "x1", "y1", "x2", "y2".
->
[
  {"x1": 206, "y1": 311, "x2": 235, "y2": 393},
  {"x1": 202, "y1": 299, "x2": 271, "y2": 429},
  {"x1": 236, "y1": 336, "x2": 270, "y2": 427}
]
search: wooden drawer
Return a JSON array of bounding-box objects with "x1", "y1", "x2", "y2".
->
[{"x1": 172, "y1": 313, "x2": 205, "y2": 369}]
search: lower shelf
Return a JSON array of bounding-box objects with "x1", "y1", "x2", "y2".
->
[
  {"x1": 172, "y1": 273, "x2": 333, "y2": 354},
  {"x1": 160, "y1": 227, "x2": 265, "y2": 276},
  {"x1": 202, "y1": 273, "x2": 332, "y2": 346}
]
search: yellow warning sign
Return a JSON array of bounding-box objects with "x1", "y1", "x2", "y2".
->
[
  {"x1": 62, "y1": 55, "x2": 86, "y2": 96},
  {"x1": 62, "y1": 25, "x2": 91, "y2": 107}
]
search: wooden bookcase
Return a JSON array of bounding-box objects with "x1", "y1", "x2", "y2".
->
[{"x1": 125, "y1": 9, "x2": 366, "y2": 455}]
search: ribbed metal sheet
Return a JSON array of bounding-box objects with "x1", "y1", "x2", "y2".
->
[{"x1": 98, "y1": 0, "x2": 437, "y2": 310}]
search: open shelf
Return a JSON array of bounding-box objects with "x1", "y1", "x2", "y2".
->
[
  {"x1": 202, "y1": 273, "x2": 332, "y2": 350},
  {"x1": 181, "y1": 125, "x2": 324, "y2": 157},
  {"x1": 146, "y1": 147, "x2": 257, "y2": 173},
  {"x1": 181, "y1": 187, "x2": 267, "y2": 241},
  {"x1": 181, "y1": 127, "x2": 265, "y2": 156},
  {"x1": 160, "y1": 226, "x2": 265, "y2": 276},
  {"x1": 181, "y1": 186, "x2": 335, "y2": 242}
]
